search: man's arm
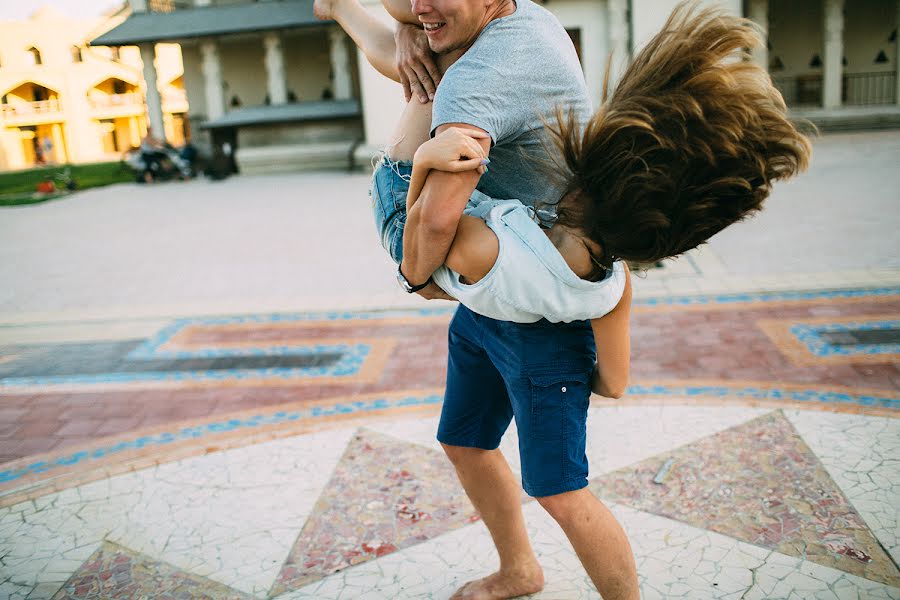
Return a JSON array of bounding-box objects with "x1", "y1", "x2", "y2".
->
[{"x1": 401, "y1": 123, "x2": 492, "y2": 295}]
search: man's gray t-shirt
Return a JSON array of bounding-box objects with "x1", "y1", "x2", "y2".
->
[{"x1": 431, "y1": 0, "x2": 591, "y2": 207}]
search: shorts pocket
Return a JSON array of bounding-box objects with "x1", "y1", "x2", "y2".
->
[{"x1": 528, "y1": 371, "x2": 591, "y2": 442}]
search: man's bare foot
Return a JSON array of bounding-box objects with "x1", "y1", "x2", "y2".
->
[
  {"x1": 313, "y1": 0, "x2": 338, "y2": 20},
  {"x1": 449, "y1": 566, "x2": 544, "y2": 600}
]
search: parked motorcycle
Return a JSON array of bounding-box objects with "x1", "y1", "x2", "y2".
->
[{"x1": 123, "y1": 144, "x2": 193, "y2": 183}]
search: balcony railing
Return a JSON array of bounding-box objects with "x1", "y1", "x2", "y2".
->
[
  {"x1": 772, "y1": 72, "x2": 898, "y2": 108},
  {"x1": 88, "y1": 91, "x2": 143, "y2": 110},
  {"x1": 843, "y1": 71, "x2": 897, "y2": 106},
  {"x1": 772, "y1": 75, "x2": 823, "y2": 107},
  {"x1": 0, "y1": 98, "x2": 62, "y2": 118}
]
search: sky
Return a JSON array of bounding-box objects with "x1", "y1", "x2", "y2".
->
[{"x1": 1, "y1": 0, "x2": 122, "y2": 21}]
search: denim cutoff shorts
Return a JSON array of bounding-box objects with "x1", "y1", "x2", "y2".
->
[
  {"x1": 437, "y1": 305, "x2": 597, "y2": 497},
  {"x1": 370, "y1": 154, "x2": 412, "y2": 264}
]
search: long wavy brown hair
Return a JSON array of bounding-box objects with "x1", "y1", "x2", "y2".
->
[{"x1": 545, "y1": 1, "x2": 812, "y2": 277}]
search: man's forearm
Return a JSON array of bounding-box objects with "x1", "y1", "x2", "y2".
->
[{"x1": 402, "y1": 186, "x2": 459, "y2": 284}]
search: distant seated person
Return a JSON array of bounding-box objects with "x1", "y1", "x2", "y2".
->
[{"x1": 140, "y1": 128, "x2": 165, "y2": 182}]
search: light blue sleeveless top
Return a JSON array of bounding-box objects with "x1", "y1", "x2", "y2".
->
[{"x1": 432, "y1": 190, "x2": 626, "y2": 324}]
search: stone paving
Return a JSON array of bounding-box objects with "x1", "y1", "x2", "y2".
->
[{"x1": 0, "y1": 130, "x2": 898, "y2": 599}]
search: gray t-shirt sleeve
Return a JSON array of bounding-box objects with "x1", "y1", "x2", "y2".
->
[{"x1": 431, "y1": 56, "x2": 528, "y2": 144}]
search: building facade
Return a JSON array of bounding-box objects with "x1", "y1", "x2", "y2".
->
[
  {"x1": 94, "y1": 0, "x2": 900, "y2": 175},
  {"x1": 0, "y1": 7, "x2": 187, "y2": 171}
]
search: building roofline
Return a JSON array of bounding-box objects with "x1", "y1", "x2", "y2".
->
[{"x1": 91, "y1": 0, "x2": 329, "y2": 46}]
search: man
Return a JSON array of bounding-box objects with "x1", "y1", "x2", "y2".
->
[{"x1": 393, "y1": 1, "x2": 640, "y2": 598}]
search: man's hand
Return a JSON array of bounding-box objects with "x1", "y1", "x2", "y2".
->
[
  {"x1": 395, "y1": 23, "x2": 440, "y2": 103},
  {"x1": 415, "y1": 281, "x2": 457, "y2": 301}
]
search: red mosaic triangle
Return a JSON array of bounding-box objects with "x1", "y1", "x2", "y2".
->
[
  {"x1": 53, "y1": 540, "x2": 253, "y2": 599},
  {"x1": 270, "y1": 428, "x2": 505, "y2": 595},
  {"x1": 590, "y1": 410, "x2": 900, "y2": 586}
]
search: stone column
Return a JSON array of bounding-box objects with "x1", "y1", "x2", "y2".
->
[
  {"x1": 201, "y1": 41, "x2": 226, "y2": 120},
  {"x1": 128, "y1": 116, "x2": 141, "y2": 147},
  {"x1": 263, "y1": 32, "x2": 288, "y2": 105},
  {"x1": 607, "y1": 0, "x2": 629, "y2": 92},
  {"x1": 822, "y1": 0, "x2": 844, "y2": 109},
  {"x1": 747, "y1": 0, "x2": 768, "y2": 70},
  {"x1": 50, "y1": 122, "x2": 66, "y2": 162},
  {"x1": 329, "y1": 27, "x2": 353, "y2": 100},
  {"x1": 896, "y1": 0, "x2": 900, "y2": 105},
  {"x1": 140, "y1": 43, "x2": 166, "y2": 140}
]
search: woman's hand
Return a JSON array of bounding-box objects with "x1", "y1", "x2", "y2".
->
[{"x1": 414, "y1": 127, "x2": 490, "y2": 174}]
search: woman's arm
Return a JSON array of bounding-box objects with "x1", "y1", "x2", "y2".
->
[
  {"x1": 406, "y1": 127, "x2": 489, "y2": 212},
  {"x1": 589, "y1": 264, "x2": 632, "y2": 399}
]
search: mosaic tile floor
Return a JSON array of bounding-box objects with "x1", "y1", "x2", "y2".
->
[{"x1": 0, "y1": 287, "x2": 897, "y2": 599}]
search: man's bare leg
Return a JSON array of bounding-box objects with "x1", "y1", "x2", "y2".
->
[
  {"x1": 442, "y1": 444, "x2": 544, "y2": 600},
  {"x1": 537, "y1": 488, "x2": 640, "y2": 600}
]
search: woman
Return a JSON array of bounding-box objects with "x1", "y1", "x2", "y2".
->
[{"x1": 315, "y1": 0, "x2": 810, "y2": 397}]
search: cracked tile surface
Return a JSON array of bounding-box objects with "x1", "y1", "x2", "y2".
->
[
  {"x1": 0, "y1": 428, "x2": 354, "y2": 598},
  {"x1": 786, "y1": 409, "x2": 900, "y2": 566},
  {"x1": 2, "y1": 406, "x2": 898, "y2": 599},
  {"x1": 50, "y1": 540, "x2": 255, "y2": 599},
  {"x1": 591, "y1": 411, "x2": 900, "y2": 586},
  {"x1": 270, "y1": 428, "x2": 495, "y2": 596}
]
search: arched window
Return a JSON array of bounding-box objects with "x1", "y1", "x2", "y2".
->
[
  {"x1": 26, "y1": 47, "x2": 42, "y2": 66},
  {"x1": 71, "y1": 46, "x2": 83, "y2": 63}
]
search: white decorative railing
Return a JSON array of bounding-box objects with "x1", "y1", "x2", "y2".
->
[
  {"x1": 88, "y1": 91, "x2": 143, "y2": 110},
  {"x1": 0, "y1": 98, "x2": 62, "y2": 118},
  {"x1": 162, "y1": 89, "x2": 188, "y2": 105}
]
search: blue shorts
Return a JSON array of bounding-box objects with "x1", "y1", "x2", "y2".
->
[
  {"x1": 370, "y1": 155, "x2": 411, "y2": 264},
  {"x1": 437, "y1": 305, "x2": 596, "y2": 497}
]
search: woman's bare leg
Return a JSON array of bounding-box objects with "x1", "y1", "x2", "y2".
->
[
  {"x1": 385, "y1": 51, "x2": 460, "y2": 161},
  {"x1": 314, "y1": 0, "x2": 400, "y2": 81}
]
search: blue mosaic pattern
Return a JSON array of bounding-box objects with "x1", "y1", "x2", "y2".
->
[
  {"x1": 0, "y1": 385, "x2": 895, "y2": 486},
  {"x1": 632, "y1": 287, "x2": 900, "y2": 308},
  {"x1": 790, "y1": 320, "x2": 900, "y2": 357},
  {"x1": 0, "y1": 394, "x2": 444, "y2": 484},
  {"x1": 626, "y1": 384, "x2": 899, "y2": 410},
  {"x1": 0, "y1": 344, "x2": 371, "y2": 388},
  {"x1": 131, "y1": 307, "x2": 457, "y2": 358},
  {"x1": 130, "y1": 286, "x2": 900, "y2": 357}
]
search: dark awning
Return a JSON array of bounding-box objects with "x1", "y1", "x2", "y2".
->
[
  {"x1": 91, "y1": 0, "x2": 326, "y2": 46},
  {"x1": 200, "y1": 100, "x2": 361, "y2": 129}
]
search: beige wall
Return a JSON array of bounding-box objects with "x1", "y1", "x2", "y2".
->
[
  {"x1": 844, "y1": 0, "x2": 896, "y2": 75},
  {"x1": 631, "y1": 0, "x2": 741, "y2": 52},
  {"x1": 0, "y1": 7, "x2": 185, "y2": 171},
  {"x1": 541, "y1": 0, "x2": 608, "y2": 109},
  {"x1": 768, "y1": 0, "x2": 824, "y2": 78},
  {"x1": 219, "y1": 39, "x2": 266, "y2": 108},
  {"x1": 283, "y1": 30, "x2": 333, "y2": 102}
]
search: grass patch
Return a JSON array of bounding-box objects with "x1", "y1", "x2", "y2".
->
[
  {"x1": 0, "y1": 192, "x2": 67, "y2": 207},
  {"x1": 0, "y1": 161, "x2": 133, "y2": 201}
]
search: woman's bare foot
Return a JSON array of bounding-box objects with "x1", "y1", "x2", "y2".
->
[
  {"x1": 449, "y1": 566, "x2": 545, "y2": 600},
  {"x1": 313, "y1": 0, "x2": 339, "y2": 20}
]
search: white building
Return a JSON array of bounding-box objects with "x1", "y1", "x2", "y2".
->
[
  {"x1": 94, "y1": 0, "x2": 900, "y2": 175},
  {"x1": 0, "y1": 7, "x2": 187, "y2": 171}
]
